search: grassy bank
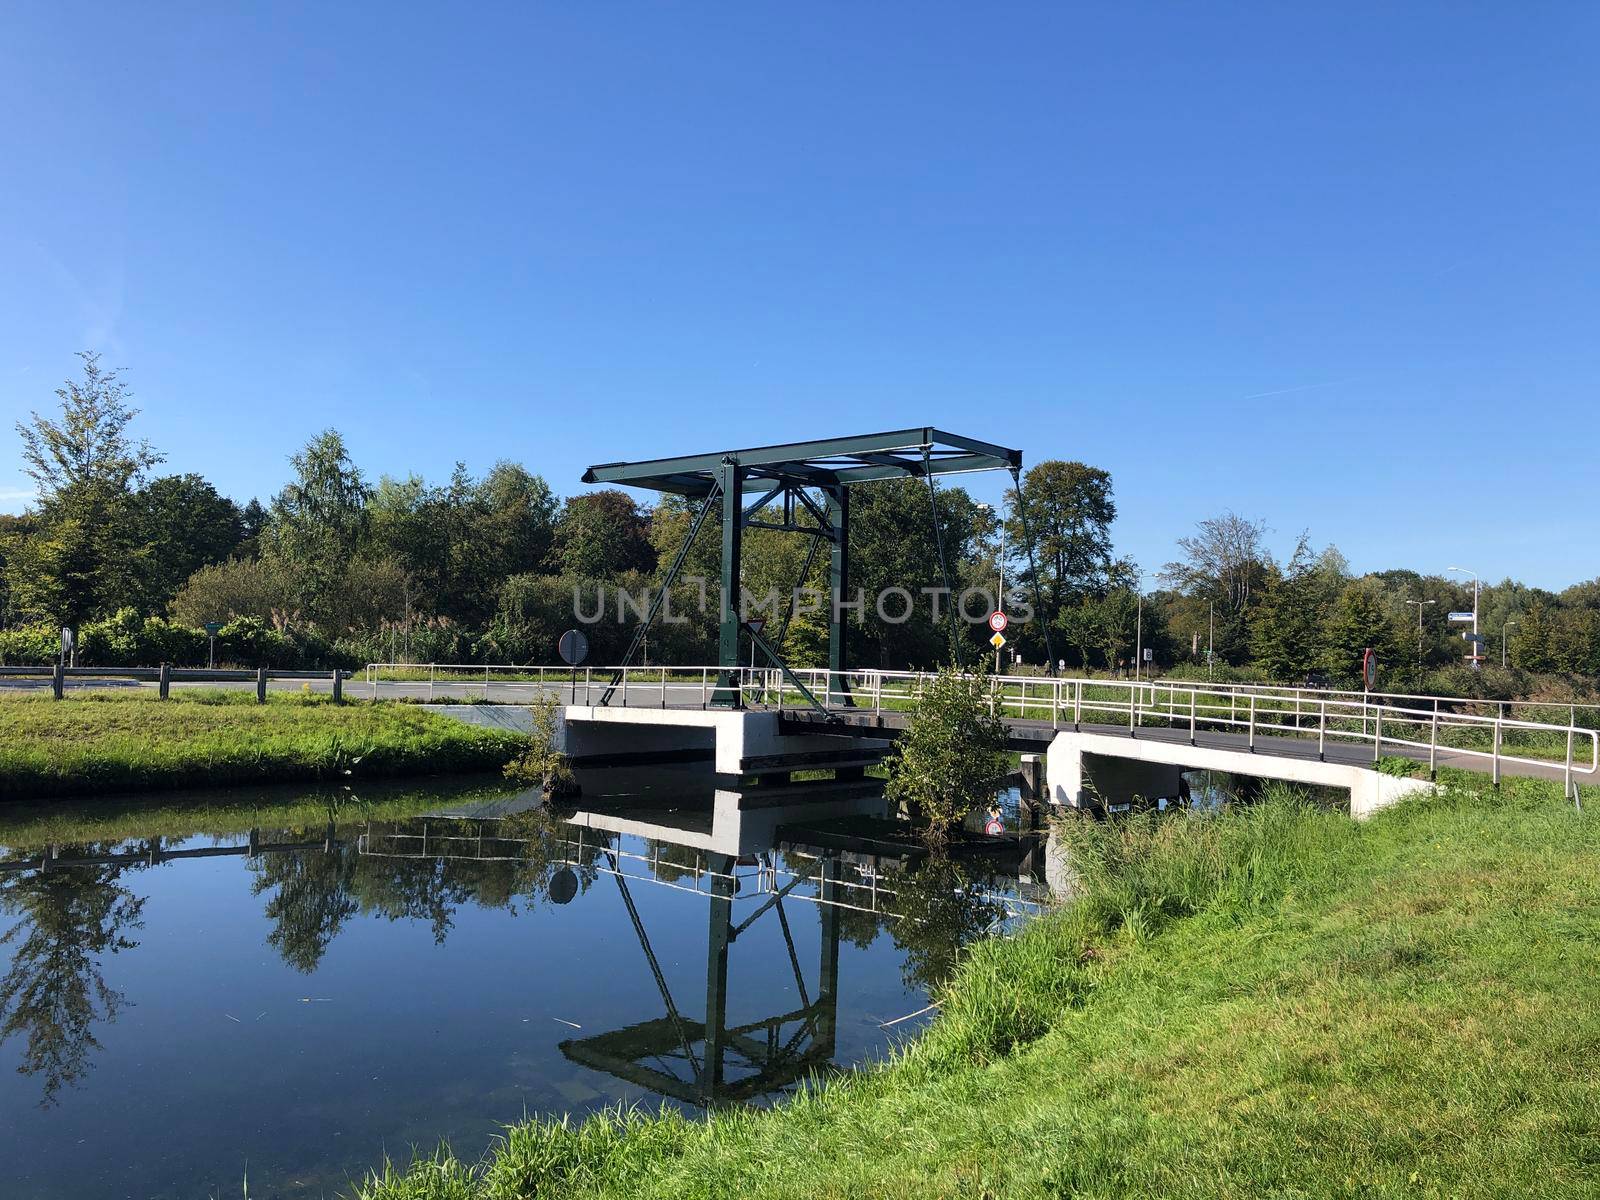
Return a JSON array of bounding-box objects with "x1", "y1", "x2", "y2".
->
[
  {"x1": 358, "y1": 771, "x2": 1600, "y2": 1199},
  {"x1": 0, "y1": 691, "x2": 529, "y2": 800}
]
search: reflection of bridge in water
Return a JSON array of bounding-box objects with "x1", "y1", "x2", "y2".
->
[
  {"x1": 0, "y1": 773, "x2": 1059, "y2": 1111},
  {"x1": 355, "y1": 775, "x2": 1056, "y2": 1106}
]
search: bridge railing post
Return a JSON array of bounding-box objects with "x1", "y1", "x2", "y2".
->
[
  {"x1": 1429, "y1": 703, "x2": 1439, "y2": 778},
  {"x1": 1565, "y1": 727, "x2": 1575, "y2": 806},
  {"x1": 1248, "y1": 693, "x2": 1256, "y2": 751},
  {"x1": 1373, "y1": 704, "x2": 1382, "y2": 763},
  {"x1": 1129, "y1": 682, "x2": 1137, "y2": 735},
  {"x1": 1074, "y1": 680, "x2": 1082, "y2": 730},
  {"x1": 1189, "y1": 688, "x2": 1197, "y2": 745},
  {"x1": 1319, "y1": 699, "x2": 1327, "y2": 760},
  {"x1": 1492, "y1": 716, "x2": 1502, "y2": 787}
]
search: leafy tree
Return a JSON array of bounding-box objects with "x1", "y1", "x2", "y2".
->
[
  {"x1": 1510, "y1": 599, "x2": 1558, "y2": 672},
  {"x1": 5, "y1": 353, "x2": 164, "y2": 647},
  {"x1": 170, "y1": 556, "x2": 300, "y2": 627},
  {"x1": 1004, "y1": 460, "x2": 1115, "y2": 619},
  {"x1": 134, "y1": 473, "x2": 244, "y2": 608},
  {"x1": 264, "y1": 429, "x2": 370, "y2": 613},
  {"x1": 885, "y1": 663, "x2": 1009, "y2": 844},
  {"x1": 1249, "y1": 536, "x2": 1327, "y2": 681},
  {"x1": 849, "y1": 479, "x2": 983, "y2": 669},
  {"x1": 1322, "y1": 582, "x2": 1401, "y2": 683},
  {"x1": 552, "y1": 489, "x2": 655, "y2": 580}
]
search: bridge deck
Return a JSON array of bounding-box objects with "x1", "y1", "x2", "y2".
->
[{"x1": 776, "y1": 708, "x2": 1577, "y2": 787}]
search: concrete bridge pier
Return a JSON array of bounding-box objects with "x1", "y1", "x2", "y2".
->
[
  {"x1": 1045, "y1": 729, "x2": 1433, "y2": 819},
  {"x1": 558, "y1": 706, "x2": 892, "y2": 777}
]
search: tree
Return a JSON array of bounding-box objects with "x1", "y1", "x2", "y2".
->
[
  {"x1": 1509, "y1": 600, "x2": 1558, "y2": 672},
  {"x1": 134, "y1": 474, "x2": 244, "y2": 609},
  {"x1": 1322, "y1": 582, "x2": 1401, "y2": 684},
  {"x1": 885, "y1": 663, "x2": 1009, "y2": 844},
  {"x1": 1249, "y1": 536, "x2": 1327, "y2": 682},
  {"x1": 1004, "y1": 461, "x2": 1116, "y2": 618},
  {"x1": 264, "y1": 430, "x2": 370, "y2": 618},
  {"x1": 1160, "y1": 512, "x2": 1270, "y2": 665},
  {"x1": 170, "y1": 557, "x2": 300, "y2": 627},
  {"x1": 848, "y1": 478, "x2": 983, "y2": 669},
  {"x1": 5, "y1": 353, "x2": 164, "y2": 646},
  {"x1": 551, "y1": 490, "x2": 655, "y2": 580}
]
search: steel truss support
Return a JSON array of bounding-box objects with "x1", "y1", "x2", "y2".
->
[{"x1": 600, "y1": 478, "x2": 724, "y2": 706}]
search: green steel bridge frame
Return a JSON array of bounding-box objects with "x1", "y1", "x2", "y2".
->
[{"x1": 582, "y1": 427, "x2": 1048, "y2": 708}]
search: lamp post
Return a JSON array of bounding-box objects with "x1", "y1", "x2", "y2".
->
[
  {"x1": 1404, "y1": 599, "x2": 1436, "y2": 685},
  {"x1": 1447, "y1": 566, "x2": 1481, "y2": 670},
  {"x1": 1503, "y1": 619, "x2": 1518, "y2": 669}
]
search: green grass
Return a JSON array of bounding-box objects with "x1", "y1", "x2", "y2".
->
[
  {"x1": 0, "y1": 691, "x2": 530, "y2": 801},
  {"x1": 354, "y1": 771, "x2": 1600, "y2": 1199}
]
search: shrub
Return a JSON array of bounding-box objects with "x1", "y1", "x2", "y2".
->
[{"x1": 885, "y1": 662, "x2": 1009, "y2": 842}]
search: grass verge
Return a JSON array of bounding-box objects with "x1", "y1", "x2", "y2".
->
[
  {"x1": 356, "y1": 770, "x2": 1600, "y2": 1199},
  {"x1": 0, "y1": 691, "x2": 529, "y2": 801}
]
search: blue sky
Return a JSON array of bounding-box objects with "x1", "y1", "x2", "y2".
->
[{"x1": 2, "y1": 4, "x2": 1595, "y2": 589}]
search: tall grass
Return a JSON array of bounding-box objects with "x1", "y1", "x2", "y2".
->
[{"x1": 354, "y1": 772, "x2": 1600, "y2": 1199}]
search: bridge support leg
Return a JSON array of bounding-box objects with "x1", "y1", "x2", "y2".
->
[
  {"x1": 713, "y1": 459, "x2": 746, "y2": 708},
  {"x1": 704, "y1": 854, "x2": 735, "y2": 1094},
  {"x1": 1019, "y1": 753, "x2": 1045, "y2": 829}
]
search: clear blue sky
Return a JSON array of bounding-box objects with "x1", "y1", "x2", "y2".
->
[{"x1": 2, "y1": 4, "x2": 1596, "y2": 589}]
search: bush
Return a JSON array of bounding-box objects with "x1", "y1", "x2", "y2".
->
[{"x1": 885, "y1": 663, "x2": 1009, "y2": 842}]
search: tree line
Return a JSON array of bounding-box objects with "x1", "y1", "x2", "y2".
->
[{"x1": 2, "y1": 353, "x2": 1597, "y2": 695}]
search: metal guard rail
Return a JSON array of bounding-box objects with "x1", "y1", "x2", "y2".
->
[{"x1": 362, "y1": 663, "x2": 1598, "y2": 796}]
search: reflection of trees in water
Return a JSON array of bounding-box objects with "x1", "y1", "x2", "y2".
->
[
  {"x1": 0, "y1": 855, "x2": 146, "y2": 1105},
  {"x1": 822, "y1": 856, "x2": 1003, "y2": 993},
  {"x1": 885, "y1": 857, "x2": 1002, "y2": 993},
  {"x1": 248, "y1": 812, "x2": 605, "y2": 973}
]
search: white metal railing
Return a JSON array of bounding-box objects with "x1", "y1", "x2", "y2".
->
[{"x1": 362, "y1": 662, "x2": 1598, "y2": 797}]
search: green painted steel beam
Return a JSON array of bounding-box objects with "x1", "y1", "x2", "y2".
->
[{"x1": 582, "y1": 427, "x2": 1020, "y2": 494}]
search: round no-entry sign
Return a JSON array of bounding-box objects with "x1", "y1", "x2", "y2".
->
[
  {"x1": 558, "y1": 629, "x2": 590, "y2": 666},
  {"x1": 988, "y1": 611, "x2": 1008, "y2": 633}
]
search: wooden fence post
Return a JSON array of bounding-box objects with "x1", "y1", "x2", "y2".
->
[
  {"x1": 159, "y1": 663, "x2": 171, "y2": 700},
  {"x1": 52, "y1": 662, "x2": 64, "y2": 700},
  {"x1": 256, "y1": 667, "x2": 268, "y2": 704},
  {"x1": 332, "y1": 669, "x2": 343, "y2": 703}
]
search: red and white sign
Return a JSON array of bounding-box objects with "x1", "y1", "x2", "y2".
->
[{"x1": 987, "y1": 611, "x2": 1008, "y2": 633}]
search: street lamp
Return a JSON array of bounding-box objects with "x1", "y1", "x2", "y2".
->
[
  {"x1": 1404, "y1": 599, "x2": 1436, "y2": 683},
  {"x1": 1446, "y1": 566, "x2": 1481, "y2": 671},
  {"x1": 1503, "y1": 619, "x2": 1518, "y2": 670}
]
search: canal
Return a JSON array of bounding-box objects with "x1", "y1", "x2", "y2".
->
[{"x1": 0, "y1": 766, "x2": 1055, "y2": 1198}]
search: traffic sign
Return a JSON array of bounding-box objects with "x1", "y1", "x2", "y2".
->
[
  {"x1": 1142, "y1": 648, "x2": 1153, "y2": 663},
  {"x1": 987, "y1": 611, "x2": 1008, "y2": 633},
  {"x1": 1361, "y1": 647, "x2": 1379, "y2": 691},
  {"x1": 557, "y1": 629, "x2": 590, "y2": 666},
  {"x1": 1448, "y1": 611, "x2": 1475, "y2": 623},
  {"x1": 204, "y1": 622, "x2": 223, "y2": 636},
  {"x1": 1461, "y1": 632, "x2": 1485, "y2": 644},
  {"x1": 746, "y1": 617, "x2": 767, "y2": 636},
  {"x1": 989, "y1": 631, "x2": 1006, "y2": 650}
]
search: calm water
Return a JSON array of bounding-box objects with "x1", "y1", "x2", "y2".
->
[{"x1": 0, "y1": 767, "x2": 1054, "y2": 1199}]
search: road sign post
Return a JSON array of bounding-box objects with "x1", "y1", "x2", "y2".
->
[{"x1": 559, "y1": 629, "x2": 590, "y2": 703}]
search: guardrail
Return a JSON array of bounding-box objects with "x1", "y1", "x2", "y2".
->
[
  {"x1": 0, "y1": 664, "x2": 351, "y2": 702},
  {"x1": 363, "y1": 663, "x2": 1598, "y2": 800}
]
